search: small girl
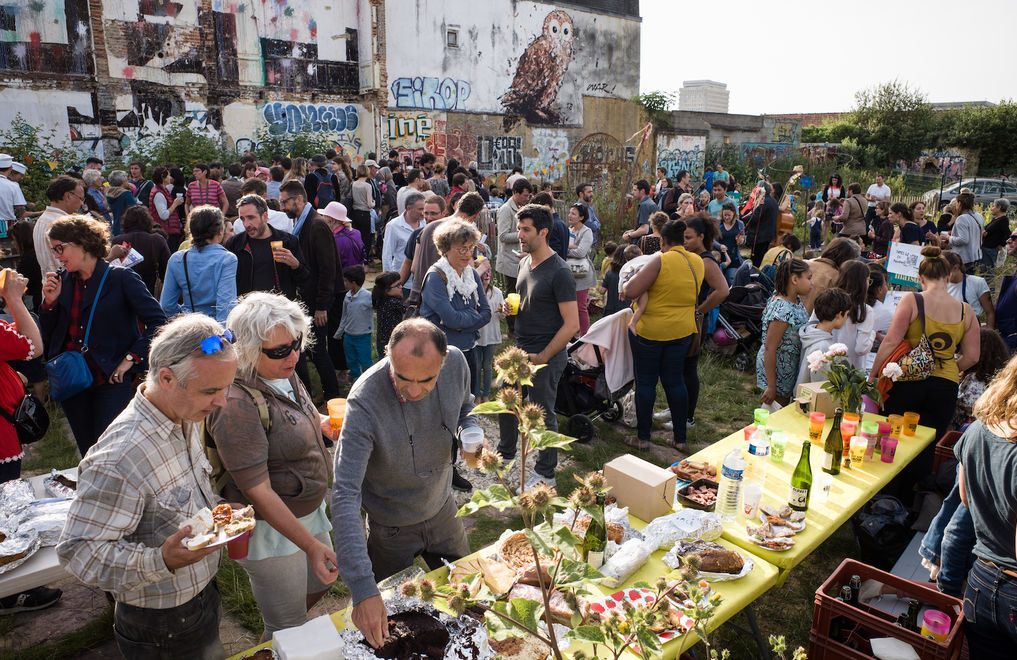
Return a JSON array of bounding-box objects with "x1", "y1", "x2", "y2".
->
[
  {"x1": 953, "y1": 328, "x2": 1009, "y2": 429},
  {"x1": 600, "y1": 241, "x2": 618, "y2": 279},
  {"x1": 372, "y1": 271, "x2": 404, "y2": 357},
  {"x1": 474, "y1": 269, "x2": 505, "y2": 402},
  {"x1": 828, "y1": 198, "x2": 843, "y2": 238},
  {"x1": 868, "y1": 201, "x2": 893, "y2": 258},
  {"x1": 808, "y1": 200, "x2": 826, "y2": 250},
  {"x1": 756, "y1": 259, "x2": 812, "y2": 406}
]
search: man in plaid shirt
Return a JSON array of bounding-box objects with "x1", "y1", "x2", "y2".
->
[{"x1": 57, "y1": 313, "x2": 238, "y2": 659}]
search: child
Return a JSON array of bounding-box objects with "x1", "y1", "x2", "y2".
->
[
  {"x1": 335, "y1": 265, "x2": 373, "y2": 380},
  {"x1": 756, "y1": 258, "x2": 812, "y2": 405},
  {"x1": 828, "y1": 197, "x2": 843, "y2": 237},
  {"x1": 868, "y1": 201, "x2": 893, "y2": 258},
  {"x1": 808, "y1": 200, "x2": 826, "y2": 250},
  {"x1": 952, "y1": 328, "x2": 1009, "y2": 428},
  {"x1": 831, "y1": 260, "x2": 875, "y2": 369},
  {"x1": 600, "y1": 241, "x2": 618, "y2": 279},
  {"x1": 601, "y1": 244, "x2": 629, "y2": 316},
  {"x1": 761, "y1": 233, "x2": 801, "y2": 268},
  {"x1": 372, "y1": 271, "x2": 404, "y2": 357},
  {"x1": 796, "y1": 287, "x2": 852, "y2": 386},
  {"x1": 475, "y1": 269, "x2": 505, "y2": 402}
]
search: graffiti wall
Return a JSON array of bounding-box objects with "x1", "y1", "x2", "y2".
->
[
  {"x1": 799, "y1": 143, "x2": 839, "y2": 163},
  {"x1": 764, "y1": 118, "x2": 800, "y2": 144},
  {"x1": 896, "y1": 149, "x2": 969, "y2": 178},
  {"x1": 0, "y1": 0, "x2": 93, "y2": 75},
  {"x1": 220, "y1": 100, "x2": 370, "y2": 156},
  {"x1": 524, "y1": 128, "x2": 570, "y2": 181},
  {"x1": 102, "y1": 0, "x2": 360, "y2": 92},
  {"x1": 0, "y1": 87, "x2": 101, "y2": 154},
  {"x1": 385, "y1": 0, "x2": 639, "y2": 126},
  {"x1": 477, "y1": 135, "x2": 522, "y2": 173},
  {"x1": 384, "y1": 111, "x2": 442, "y2": 162},
  {"x1": 655, "y1": 134, "x2": 706, "y2": 180},
  {"x1": 740, "y1": 142, "x2": 794, "y2": 168}
]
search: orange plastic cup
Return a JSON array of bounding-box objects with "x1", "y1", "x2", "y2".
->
[
  {"x1": 888, "y1": 414, "x2": 904, "y2": 439},
  {"x1": 271, "y1": 240, "x2": 284, "y2": 261},
  {"x1": 327, "y1": 398, "x2": 346, "y2": 433},
  {"x1": 809, "y1": 412, "x2": 825, "y2": 446},
  {"x1": 843, "y1": 412, "x2": 861, "y2": 425},
  {"x1": 903, "y1": 412, "x2": 920, "y2": 436}
]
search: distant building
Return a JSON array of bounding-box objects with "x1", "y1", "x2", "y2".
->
[{"x1": 678, "y1": 80, "x2": 729, "y2": 114}]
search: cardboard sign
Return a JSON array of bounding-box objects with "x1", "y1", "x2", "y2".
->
[{"x1": 886, "y1": 241, "x2": 921, "y2": 287}]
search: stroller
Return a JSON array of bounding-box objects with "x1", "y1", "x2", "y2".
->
[
  {"x1": 554, "y1": 310, "x2": 634, "y2": 443},
  {"x1": 713, "y1": 281, "x2": 769, "y2": 371}
]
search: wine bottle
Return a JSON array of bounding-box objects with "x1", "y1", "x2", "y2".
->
[
  {"x1": 788, "y1": 437, "x2": 813, "y2": 512},
  {"x1": 822, "y1": 408, "x2": 844, "y2": 476},
  {"x1": 582, "y1": 493, "x2": 607, "y2": 569}
]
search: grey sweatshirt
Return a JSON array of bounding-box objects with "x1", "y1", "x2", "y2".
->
[
  {"x1": 331, "y1": 347, "x2": 477, "y2": 604},
  {"x1": 796, "y1": 322, "x2": 835, "y2": 389}
]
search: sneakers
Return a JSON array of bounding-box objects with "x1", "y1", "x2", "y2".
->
[
  {"x1": 523, "y1": 471, "x2": 556, "y2": 491},
  {"x1": 451, "y1": 467, "x2": 473, "y2": 492},
  {"x1": 663, "y1": 419, "x2": 694, "y2": 432},
  {"x1": 653, "y1": 409, "x2": 672, "y2": 421},
  {"x1": 0, "y1": 586, "x2": 62, "y2": 615},
  {"x1": 662, "y1": 421, "x2": 673, "y2": 431}
]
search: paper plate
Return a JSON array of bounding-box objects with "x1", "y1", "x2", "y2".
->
[
  {"x1": 758, "y1": 509, "x2": 807, "y2": 533},
  {"x1": 589, "y1": 587, "x2": 693, "y2": 643},
  {"x1": 181, "y1": 527, "x2": 250, "y2": 551}
]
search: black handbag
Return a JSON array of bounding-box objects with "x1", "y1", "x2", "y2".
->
[{"x1": 0, "y1": 392, "x2": 49, "y2": 444}]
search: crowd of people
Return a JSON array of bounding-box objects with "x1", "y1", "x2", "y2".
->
[{"x1": 0, "y1": 148, "x2": 1013, "y2": 656}]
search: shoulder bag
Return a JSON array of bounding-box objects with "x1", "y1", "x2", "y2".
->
[
  {"x1": 876, "y1": 293, "x2": 936, "y2": 398},
  {"x1": 0, "y1": 390, "x2": 49, "y2": 444},
  {"x1": 676, "y1": 251, "x2": 705, "y2": 356},
  {"x1": 45, "y1": 266, "x2": 112, "y2": 402},
  {"x1": 183, "y1": 249, "x2": 197, "y2": 312}
]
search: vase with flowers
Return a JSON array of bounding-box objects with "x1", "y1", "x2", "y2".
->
[{"x1": 806, "y1": 343, "x2": 886, "y2": 416}]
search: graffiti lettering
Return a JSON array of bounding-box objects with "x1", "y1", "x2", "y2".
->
[
  {"x1": 585, "y1": 82, "x2": 616, "y2": 94},
  {"x1": 386, "y1": 113, "x2": 432, "y2": 144},
  {"x1": 391, "y1": 77, "x2": 471, "y2": 111},
  {"x1": 740, "y1": 142, "x2": 793, "y2": 168},
  {"x1": 262, "y1": 102, "x2": 360, "y2": 136},
  {"x1": 477, "y1": 135, "x2": 522, "y2": 173},
  {"x1": 769, "y1": 120, "x2": 800, "y2": 144},
  {"x1": 657, "y1": 148, "x2": 705, "y2": 181},
  {"x1": 799, "y1": 143, "x2": 838, "y2": 163},
  {"x1": 896, "y1": 150, "x2": 967, "y2": 178}
]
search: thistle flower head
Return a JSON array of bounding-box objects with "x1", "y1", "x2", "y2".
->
[
  {"x1": 496, "y1": 387, "x2": 521, "y2": 409},
  {"x1": 569, "y1": 485, "x2": 597, "y2": 509},
  {"x1": 399, "y1": 580, "x2": 418, "y2": 598},
  {"x1": 478, "y1": 448, "x2": 503, "y2": 473},
  {"x1": 418, "y1": 578, "x2": 435, "y2": 601},
  {"x1": 520, "y1": 402, "x2": 546, "y2": 429}
]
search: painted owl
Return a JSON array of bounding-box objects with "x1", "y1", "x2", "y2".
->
[{"x1": 501, "y1": 10, "x2": 574, "y2": 126}]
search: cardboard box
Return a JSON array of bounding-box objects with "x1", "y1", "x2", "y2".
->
[
  {"x1": 795, "y1": 380, "x2": 835, "y2": 417},
  {"x1": 603, "y1": 453, "x2": 676, "y2": 523}
]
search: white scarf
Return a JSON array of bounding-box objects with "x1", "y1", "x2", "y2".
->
[{"x1": 435, "y1": 256, "x2": 479, "y2": 305}]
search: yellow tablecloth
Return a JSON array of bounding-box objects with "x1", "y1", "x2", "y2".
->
[{"x1": 684, "y1": 406, "x2": 936, "y2": 576}]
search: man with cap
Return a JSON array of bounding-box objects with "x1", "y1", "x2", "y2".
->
[
  {"x1": 304, "y1": 155, "x2": 334, "y2": 209},
  {"x1": 0, "y1": 154, "x2": 26, "y2": 222},
  {"x1": 9, "y1": 162, "x2": 31, "y2": 212}
]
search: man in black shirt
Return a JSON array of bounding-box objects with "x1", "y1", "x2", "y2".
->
[{"x1": 226, "y1": 194, "x2": 308, "y2": 299}]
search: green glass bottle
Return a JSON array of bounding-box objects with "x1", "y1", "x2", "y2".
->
[
  {"x1": 822, "y1": 408, "x2": 844, "y2": 476},
  {"x1": 788, "y1": 437, "x2": 813, "y2": 512},
  {"x1": 582, "y1": 493, "x2": 607, "y2": 569}
]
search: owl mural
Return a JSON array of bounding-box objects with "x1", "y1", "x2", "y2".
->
[{"x1": 500, "y1": 10, "x2": 574, "y2": 127}]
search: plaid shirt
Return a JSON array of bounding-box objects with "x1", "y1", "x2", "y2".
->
[{"x1": 57, "y1": 388, "x2": 221, "y2": 608}]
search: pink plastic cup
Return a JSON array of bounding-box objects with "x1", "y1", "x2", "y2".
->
[
  {"x1": 880, "y1": 436, "x2": 898, "y2": 463},
  {"x1": 227, "y1": 530, "x2": 252, "y2": 560}
]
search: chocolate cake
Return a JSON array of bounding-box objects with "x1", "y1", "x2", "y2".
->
[{"x1": 364, "y1": 611, "x2": 450, "y2": 659}]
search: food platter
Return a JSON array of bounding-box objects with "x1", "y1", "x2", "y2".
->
[
  {"x1": 589, "y1": 587, "x2": 694, "y2": 643},
  {"x1": 662, "y1": 540, "x2": 754, "y2": 582}
]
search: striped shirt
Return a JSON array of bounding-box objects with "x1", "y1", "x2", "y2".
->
[
  {"x1": 185, "y1": 180, "x2": 223, "y2": 208},
  {"x1": 56, "y1": 388, "x2": 221, "y2": 608}
]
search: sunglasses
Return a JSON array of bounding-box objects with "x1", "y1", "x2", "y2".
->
[
  {"x1": 1008, "y1": 236, "x2": 1017, "y2": 243},
  {"x1": 260, "y1": 334, "x2": 302, "y2": 360},
  {"x1": 200, "y1": 329, "x2": 235, "y2": 355},
  {"x1": 50, "y1": 242, "x2": 75, "y2": 255}
]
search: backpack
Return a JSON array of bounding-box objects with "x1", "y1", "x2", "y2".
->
[
  {"x1": 403, "y1": 265, "x2": 448, "y2": 320},
  {"x1": 312, "y1": 170, "x2": 335, "y2": 208},
  {"x1": 204, "y1": 383, "x2": 270, "y2": 495}
]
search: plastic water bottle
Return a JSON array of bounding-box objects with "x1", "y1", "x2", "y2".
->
[
  {"x1": 742, "y1": 431, "x2": 770, "y2": 520},
  {"x1": 717, "y1": 448, "x2": 747, "y2": 522}
]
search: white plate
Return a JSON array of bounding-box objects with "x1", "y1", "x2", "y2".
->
[
  {"x1": 745, "y1": 531, "x2": 795, "y2": 552},
  {"x1": 181, "y1": 527, "x2": 250, "y2": 550}
]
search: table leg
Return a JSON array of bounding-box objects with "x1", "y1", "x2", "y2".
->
[{"x1": 716, "y1": 603, "x2": 772, "y2": 660}]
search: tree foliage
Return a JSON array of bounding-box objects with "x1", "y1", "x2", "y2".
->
[{"x1": 848, "y1": 80, "x2": 935, "y2": 166}]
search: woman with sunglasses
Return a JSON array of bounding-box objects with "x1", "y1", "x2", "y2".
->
[
  {"x1": 206, "y1": 292, "x2": 338, "y2": 641},
  {"x1": 41, "y1": 214, "x2": 166, "y2": 457}
]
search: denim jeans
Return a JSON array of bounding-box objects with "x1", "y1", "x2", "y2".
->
[
  {"x1": 628, "y1": 331, "x2": 692, "y2": 445},
  {"x1": 963, "y1": 559, "x2": 1017, "y2": 658},
  {"x1": 474, "y1": 343, "x2": 497, "y2": 398},
  {"x1": 113, "y1": 579, "x2": 223, "y2": 660},
  {"x1": 919, "y1": 478, "x2": 977, "y2": 597},
  {"x1": 497, "y1": 349, "x2": 566, "y2": 478},
  {"x1": 296, "y1": 315, "x2": 340, "y2": 400},
  {"x1": 982, "y1": 247, "x2": 1000, "y2": 273}
]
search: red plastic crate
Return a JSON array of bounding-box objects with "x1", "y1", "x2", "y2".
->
[
  {"x1": 811, "y1": 559, "x2": 964, "y2": 660},
  {"x1": 933, "y1": 431, "x2": 962, "y2": 475}
]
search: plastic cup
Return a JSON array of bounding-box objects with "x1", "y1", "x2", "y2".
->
[
  {"x1": 753, "y1": 408, "x2": 769, "y2": 427},
  {"x1": 809, "y1": 412, "x2": 825, "y2": 446},
  {"x1": 903, "y1": 412, "x2": 920, "y2": 436},
  {"x1": 769, "y1": 430, "x2": 787, "y2": 464},
  {"x1": 843, "y1": 412, "x2": 860, "y2": 425},
  {"x1": 506, "y1": 293, "x2": 520, "y2": 315},
  {"x1": 880, "y1": 436, "x2": 898, "y2": 463},
  {"x1": 849, "y1": 435, "x2": 867, "y2": 465},
  {"x1": 460, "y1": 427, "x2": 484, "y2": 468},
  {"x1": 327, "y1": 398, "x2": 346, "y2": 434},
  {"x1": 742, "y1": 482, "x2": 763, "y2": 519},
  {"x1": 888, "y1": 414, "x2": 904, "y2": 439},
  {"x1": 227, "y1": 530, "x2": 251, "y2": 560},
  {"x1": 840, "y1": 420, "x2": 856, "y2": 441},
  {"x1": 861, "y1": 421, "x2": 879, "y2": 462},
  {"x1": 815, "y1": 472, "x2": 832, "y2": 503},
  {"x1": 271, "y1": 240, "x2": 284, "y2": 261},
  {"x1": 921, "y1": 609, "x2": 951, "y2": 642}
]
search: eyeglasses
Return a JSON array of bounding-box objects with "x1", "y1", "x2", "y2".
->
[
  {"x1": 260, "y1": 334, "x2": 302, "y2": 360},
  {"x1": 50, "y1": 242, "x2": 75, "y2": 255},
  {"x1": 451, "y1": 244, "x2": 475, "y2": 255},
  {"x1": 1008, "y1": 235, "x2": 1017, "y2": 243},
  {"x1": 199, "y1": 329, "x2": 235, "y2": 355},
  {"x1": 278, "y1": 196, "x2": 297, "y2": 204}
]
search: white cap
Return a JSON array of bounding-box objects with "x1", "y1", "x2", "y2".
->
[
  {"x1": 0, "y1": 154, "x2": 12, "y2": 168},
  {"x1": 11, "y1": 162, "x2": 25, "y2": 174}
]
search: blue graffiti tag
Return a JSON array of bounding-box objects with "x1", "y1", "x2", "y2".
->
[
  {"x1": 262, "y1": 102, "x2": 360, "y2": 136},
  {"x1": 390, "y1": 77, "x2": 471, "y2": 111}
]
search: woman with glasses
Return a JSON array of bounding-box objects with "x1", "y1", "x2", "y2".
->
[
  {"x1": 419, "y1": 218, "x2": 491, "y2": 393},
  {"x1": 161, "y1": 206, "x2": 238, "y2": 324},
  {"x1": 41, "y1": 214, "x2": 166, "y2": 456},
  {"x1": 205, "y1": 292, "x2": 338, "y2": 641}
]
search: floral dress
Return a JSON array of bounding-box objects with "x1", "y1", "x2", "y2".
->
[
  {"x1": 952, "y1": 374, "x2": 986, "y2": 429},
  {"x1": 755, "y1": 295, "x2": 809, "y2": 398}
]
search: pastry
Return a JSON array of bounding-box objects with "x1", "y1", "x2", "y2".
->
[
  {"x1": 497, "y1": 531, "x2": 552, "y2": 572},
  {"x1": 54, "y1": 475, "x2": 77, "y2": 490},
  {"x1": 689, "y1": 548, "x2": 743, "y2": 574},
  {"x1": 507, "y1": 583, "x2": 587, "y2": 625},
  {"x1": 0, "y1": 550, "x2": 25, "y2": 568}
]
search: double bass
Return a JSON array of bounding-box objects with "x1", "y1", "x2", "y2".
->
[{"x1": 770, "y1": 166, "x2": 803, "y2": 247}]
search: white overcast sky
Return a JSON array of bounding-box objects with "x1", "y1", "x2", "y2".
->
[{"x1": 639, "y1": 0, "x2": 1017, "y2": 115}]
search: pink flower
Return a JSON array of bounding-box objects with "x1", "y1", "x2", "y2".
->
[
  {"x1": 825, "y1": 343, "x2": 848, "y2": 358},
  {"x1": 807, "y1": 350, "x2": 828, "y2": 372}
]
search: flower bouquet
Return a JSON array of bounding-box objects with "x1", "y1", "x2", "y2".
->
[{"x1": 806, "y1": 343, "x2": 885, "y2": 414}]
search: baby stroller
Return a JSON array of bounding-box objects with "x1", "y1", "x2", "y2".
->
[
  {"x1": 554, "y1": 310, "x2": 634, "y2": 443},
  {"x1": 713, "y1": 282, "x2": 769, "y2": 371}
]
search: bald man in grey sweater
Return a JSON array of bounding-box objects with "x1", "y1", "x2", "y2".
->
[{"x1": 332, "y1": 319, "x2": 477, "y2": 648}]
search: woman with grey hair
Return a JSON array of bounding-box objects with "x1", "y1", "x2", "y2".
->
[
  {"x1": 105, "y1": 170, "x2": 139, "y2": 235},
  {"x1": 419, "y1": 218, "x2": 491, "y2": 393},
  {"x1": 205, "y1": 291, "x2": 338, "y2": 640},
  {"x1": 82, "y1": 168, "x2": 113, "y2": 228},
  {"x1": 160, "y1": 206, "x2": 238, "y2": 323}
]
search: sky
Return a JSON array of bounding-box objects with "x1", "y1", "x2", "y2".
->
[{"x1": 639, "y1": 0, "x2": 1017, "y2": 115}]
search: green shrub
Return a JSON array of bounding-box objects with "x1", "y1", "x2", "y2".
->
[{"x1": 0, "y1": 114, "x2": 87, "y2": 208}]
